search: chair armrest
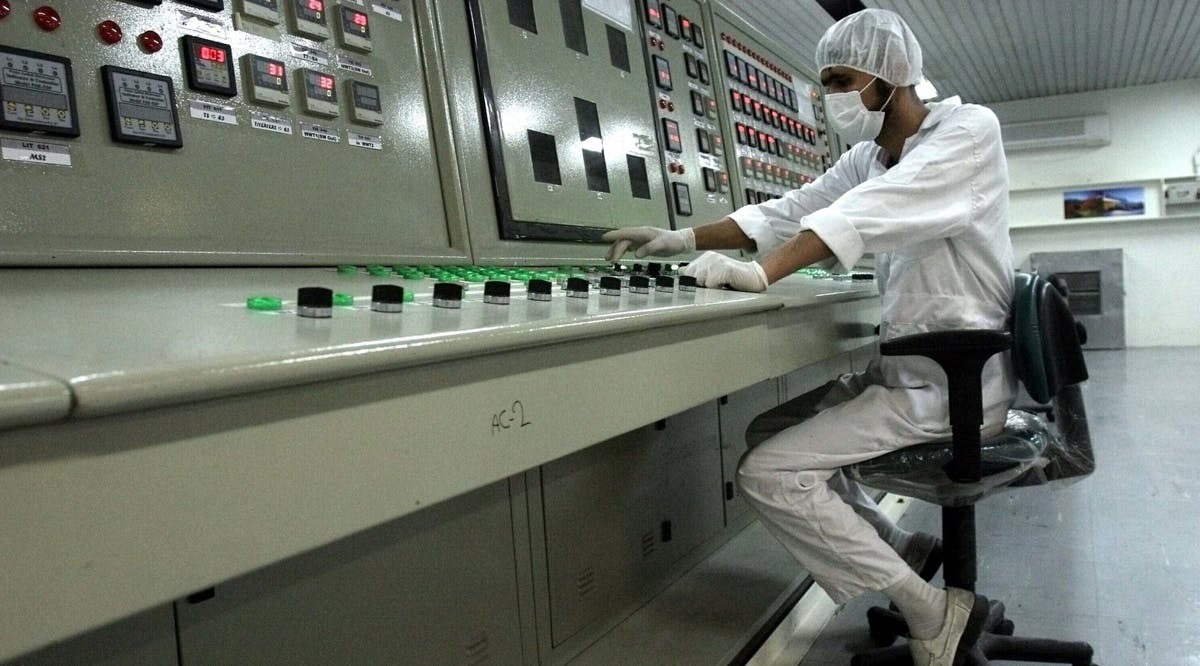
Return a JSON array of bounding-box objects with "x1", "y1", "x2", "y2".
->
[
  {"x1": 880, "y1": 330, "x2": 1011, "y2": 359},
  {"x1": 878, "y1": 329, "x2": 1012, "y2": 483}
]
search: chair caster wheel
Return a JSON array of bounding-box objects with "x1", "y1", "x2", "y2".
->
[{"x1": 995, "y1": 619, "x2": 1015, "y2": 635}]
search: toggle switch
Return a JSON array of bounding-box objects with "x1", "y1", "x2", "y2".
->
[
  {"x1": 371, "y1": 284, "x2": 405, "y2": 313},
  {"x1": 297, "y1": 287, "x2": 333, "y2": 318},
  {"x1": 527, "y1": 278, "x2": 552, "y2": 301},
  {"x1": 432, "y1": 282, "x2": 463, "y2": 309},
  {"x1": 483, "y1": 280, "x2": 511, "y2": 305}
]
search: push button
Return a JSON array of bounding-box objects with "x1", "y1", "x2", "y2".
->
[
  {"x1": 483, "y1": 280, "x2": 511, "y2": 305},
  {"x1": 566, "y1": 276, "x2": 590, "y2": 299},
  {"x1": 433, "y1": 282, "x2": 464, "y2": 309},
  {"x1": 528, "y1": 278, "x2": 553, "y2": 301},
  {"x1": 297, "y1": 287, "x2": 333, "y2": 318},
  {"x1": 371, "y1": 285, "x2": 405, "y2": 313},
  {"x1": 628, "y1": 274, "x2": 650, "y2": 295}
]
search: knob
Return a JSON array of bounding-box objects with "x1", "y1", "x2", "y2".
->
[
  {"x1": 432, "y1": 282, "x2": 464, "y2": 309},
  {"x1": 678, "y1": 275, "x2": 698, "y2": 292},
  {"x1": 566, "y1": 276, "x2": 590, "y2": 299},
  {"x1": 483, "y1": 280, "x2": 511, "y2": 305},
  {"x1": 647, "y1": 262, "x2": 663, "y2": 276},
  {"x1": 628, "y1": 275, "x2": 650, "y2": 294},
  {"x1": 297, "y1": 287, "x2": 333, "y2": 318},
  {"x1": 655, "y1": 275, "x2": 675, "y2": 292},
  {"x1": 527, "y1": 278, "x2": 553, "y2": 301},
  {"x1": 599, "y1": 276, "x2": 622, "y2": 296},
  {"x1": 371, "y1": 285, "x2": 405, "y2": 313}
]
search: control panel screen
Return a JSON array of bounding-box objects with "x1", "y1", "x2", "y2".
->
[
  {"x1": 0, "y1": 45, "x2": 79, "y2": 137},
  {"x1": 340, "y1": 6, "x2": 370, "y2": 36},
  {"x1": 181, "y1": 36, "x2": 236, "y2": 97},
  {"x1": 250, "y1": 55, "x2": 288, "y2": 91},
  {"x1": 295, "y1": 0, "x2": 325, "y2": 23},
  {"x1": 652, "y1": 55, "x2": 672, "y2": 91},
  {"x1": 100, "y1": 65, "x2": 182, "y2": 148},
  {"x1": 351, "y1": 80, "x2": 381, "y2": 112},
  {"x1": 661, "y1": 118, "x2": 682, "y2": 153},
  {"x1": 305, "y1": 71, "x2": 336, "y2": 99}
]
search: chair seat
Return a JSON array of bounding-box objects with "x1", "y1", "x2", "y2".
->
[{"x1": 845, "y1": 410, "x2": 1058, "y2": 507}]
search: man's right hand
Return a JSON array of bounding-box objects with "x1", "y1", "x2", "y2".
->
[{"x1": 601, "y1": 226, "x2": 696, "y2": 263}]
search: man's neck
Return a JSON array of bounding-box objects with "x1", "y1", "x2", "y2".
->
[{"x1": 875, "y1": 96, "x2": 930, "y2": 165}]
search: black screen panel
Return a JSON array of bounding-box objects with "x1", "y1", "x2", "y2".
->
[
  {"x1": 507, "y1": 0, "x2": 537, "y2": 33},
  {"x1": 527, "y1": 130, "x2": 562, "y2": 185},
  {"x1": 575, "y1": 97, "x2": 609, "y2": 192},
  {"x1": 627, "y1": 155, "x2": 651, "y2": 200},
  {"x1": 560, "y1": 0, "x2": 588, "y2": 54},
  {"x1": 606, "y1": 25, "x2": 630, "y2": 72}
]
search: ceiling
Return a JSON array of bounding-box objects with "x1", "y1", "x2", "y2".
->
[{"x1": 727, "y1": 0, "x2": 1200, "y2": 104}]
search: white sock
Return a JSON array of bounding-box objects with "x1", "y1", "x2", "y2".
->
[{"x1": 883, "y1": 571, "x2": 947, "y2": 640}]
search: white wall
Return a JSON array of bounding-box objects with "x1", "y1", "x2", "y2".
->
[{"x1": 988, "y1": 79, "x2": 1200, "y2": 347}]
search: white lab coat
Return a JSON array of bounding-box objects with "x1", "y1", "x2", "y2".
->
[{"x1": 729, "y1": 99, "x2": 1019, "y2": 602}]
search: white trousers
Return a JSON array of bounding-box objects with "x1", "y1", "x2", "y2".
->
[{"x1": 737, "y1": 364, "x2": 953, "y2": 603}]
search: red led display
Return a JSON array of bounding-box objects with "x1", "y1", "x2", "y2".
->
[
  {"x1": 199, "y1": 45, "x2": 226, "y2": 63},
  {"x1": 318, "y1": 75, "x2": 334, "y2": 89},
  {"x1": 308, "y1": 0, "x2": 323, "y2": 10},
  {"x1": 267, "y1": 62, "x2": 284, "y2": 77},
  {"x1": 351, "y1": 10, "x2": 367, "y2": 26}
]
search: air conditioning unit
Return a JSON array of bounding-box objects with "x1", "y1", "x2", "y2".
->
[{"x1": 1000, "y1": 115, "x2": 1111, "y2": 152}]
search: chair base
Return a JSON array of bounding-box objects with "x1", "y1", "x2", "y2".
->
[{"x1": 852, "y1": 602, "x2": 1094, "y2": 666}]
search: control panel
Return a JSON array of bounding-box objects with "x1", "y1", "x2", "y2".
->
[
  {"x1": 709, "y1": 7, "x2": 832, "y2": 207},
  {"x1": 0, "y1": 1, "x2": 461, "y2": 265},
  {"x1": 640, "y1": 0, "x2": 733, "y2": 226},
  {"x1": 466, "y1": 0, "x2": 670, "y2": 242}
]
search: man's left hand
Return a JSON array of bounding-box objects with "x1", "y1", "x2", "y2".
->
[{"x1": 680, "y1": 252, "x2": 769, "y2": 292}]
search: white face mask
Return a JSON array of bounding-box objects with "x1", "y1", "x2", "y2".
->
[{"x1": 826, "y1": 77, "x2": 895, "y2": 145}]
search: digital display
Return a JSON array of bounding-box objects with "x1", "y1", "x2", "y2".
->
[
  {"x1": 679, "y1": 16, "x2": 691, "y2": 40},
  {"x1": 295, "y1": 0, "x2": 324, "y2": 21},
  {"x1": 250, "y1": 55, "x2": 288, "y2": 91},
  {"x1": 351, "y1": 80, "x2": 381, "y2": 112},
  {"x1": 304, "y1": 69, "x2": 337, "y2": 100},
  {"x1": 696, "y1": 128, "x2": 711, "y2": 154},
  {"x1": 341, "y1": 6, "x2": 370, "y2": 34},
  {"x1": 662, "y1": 4, "x2": 678, "y2": 38},
  {"x1": 652, "y1": 55, "x2": 671, "y2": 90},
  {"x1": 661, "y1": 118, "x2": 682, "y2": 153},
  {"x1": 199, "y1": 45, "x2": 227, "y2": 63},
  {"x1": 684, "y1": 53, "x2": 698, "y2": 79},
  {"x1": 691, "y1": 22, "x2": 703, "y2": 46},
  {"x1": 725, "y1": 51, "x2": 738, "y2": 78},
  {"x1": 690, "y1": 90, "x2": 704, "y2": 116},
  {"x1": 645, "y1": 0, "x2": 661, "y2": 28},
  {"x1": 181, "y1": 36, "x2": 236, "y2": 97},
  {"x1": 697, "y1": 61, "x2": 709, "y2": 84}
]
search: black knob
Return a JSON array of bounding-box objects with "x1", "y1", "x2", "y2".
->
[
  {"x1": 433, "y1": 282, "x2": 464, "y2": 309},
  {"x1": 297, "y1": 287, "x2": 333, "y2": 318},
  {"x1": 599, "y1": 276, "x2": 622, "y2": 295},
  {"x1": 566, "y1": 277, "x2": 589, "y2": 298},
  {"x1": 371, "y1": 285, "x2": 405, "y2": 313},
  {"x1": 647, "y1": 262, "x2": 663, "y2": 276},
  {"x1": 678, "y1": 275, "x2": 698, "y2": 291},
  {"x1": 628, "y1": 275, "x2": 650, "y2": 293},
  {"x1": 528, "y1": 278, "x2": 553, "y2": 301},
  {"x1": 484, "y1": 280, "x2": 511, "y2": 305},
  {"x1": 632, "y1": 263, "x2": 644, "y2": 274},
  {"x1": 656, "y1": 275, "x2": 675, "y2": 291}
]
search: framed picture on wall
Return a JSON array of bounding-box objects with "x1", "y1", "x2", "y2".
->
[{"x1": 1063, "y1": 186, "x2": 1146, "y2": 219}]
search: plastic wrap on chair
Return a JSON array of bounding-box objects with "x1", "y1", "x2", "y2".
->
[
  {"x1": 1010, "y1": 383, "x2": 1095, "y2": 488},
  {"x1": 845, "y1": 410, "x2": 1065, "y2": 507}
]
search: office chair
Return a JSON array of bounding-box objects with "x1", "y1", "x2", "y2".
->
[{"x1": 845, "y1": 272, "x2": 1096, "y2": 665}]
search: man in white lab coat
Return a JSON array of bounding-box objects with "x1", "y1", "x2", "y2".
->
[{"x1": 603, "y1": 8, "x2": 1014, "y2": 665}]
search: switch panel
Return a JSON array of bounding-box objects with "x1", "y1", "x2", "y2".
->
[
  {"x1": 242, "y1": 54, "x2": 290, "y2": 107},
  {"x1": 100, "y1": 66, "x2": 182, "y2": 148},
  {"x1": 0, "y1": 45, "x2": 80, "y2": 137}
]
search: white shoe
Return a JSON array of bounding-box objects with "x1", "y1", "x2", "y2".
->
[{"x1": 909, "y1": 587, "x2": 989, "y2": 666}]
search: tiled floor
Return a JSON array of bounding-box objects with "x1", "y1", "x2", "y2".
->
[{"x1": 799, "y1": 348, "x2": 1200, "y2": 665}]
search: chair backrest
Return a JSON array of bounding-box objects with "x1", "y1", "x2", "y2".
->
[{"x1": 1011, "y1": 272, "x2": 1089, "y2": 403}]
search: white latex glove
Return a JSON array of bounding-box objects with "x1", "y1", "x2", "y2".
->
[
  {"x1": 680, "y1": 252, "x2": 769, "y2": 293},
  {"x1": 601, "y1": 226, "x2": 696, "y2": 263}
]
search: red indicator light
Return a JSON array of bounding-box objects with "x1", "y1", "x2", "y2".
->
[
  {"x1": 199, "y1": 45, "x2": 226, "y2": 63},
  {"x1": 681, "y1": 18, "x2": 691, "y2": 29},
  {"x1": 352, "y1": 11, "x2": 367, "y2": 26},
  {"x1": 649, "y1": 8, "x2": 659, "y2": 20},
  {"x1": 98, "y1": 19, "x2": 123, "y2": 44},
  {"x1": 308, "y1": 0, "x2": 323, "y2": 10},
  {"x1": 139, "y1": 30, "x2": 163, "y2": 53},
  {"x1": 0, "y1": 1, "x2": 11, "y2": 20},
  {"x1": 33, "y1": 5, "x2": 61, "y2": 31},
  {"x1": 267, "y1": 62, "x2": 285, "y2": 77}
]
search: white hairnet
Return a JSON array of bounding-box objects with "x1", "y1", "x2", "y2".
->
[{"x1": 815, "y1": 8, "x2": 923, "y2": 87}]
